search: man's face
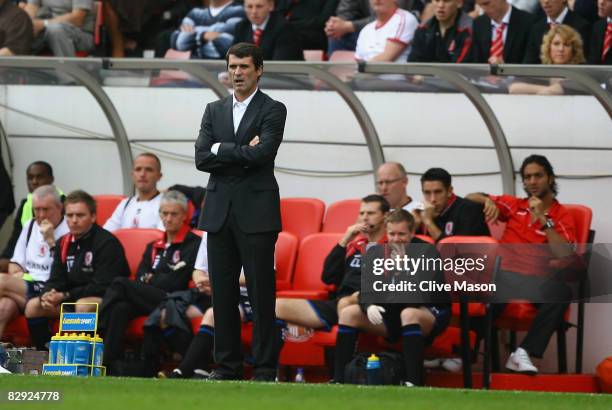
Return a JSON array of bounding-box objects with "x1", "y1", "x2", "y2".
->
[
  {"x1": 132, "y1": 156, "x2": 162, "y2": 195},
  {"x1": 540, "y1": 0, "x2": 566, "y2": 19},
  {"x1": 370, "y1": 0, "x2": 396, "y2": 16},
  {"x1": 26, "y1": 164, "x2": 53, "y2": 193},
  {"x1": 376, "y1": 164, "x2": 407, "y2": 209},
  {"x1": 159, "y1": 202, "x2": 186, "y2": 235},
  {"x1": 422, "y1": 180, "x2": 453, "y2": 214},
  {"x1": 386, "y1": 221, "x2": 414, "y2": 244},
  {"x1": 598, "y1": 0, "x2": 612, "y2": 17},
  {"x1": 476, "y1": 0, "x2": 506, "y2": 19},
  {"x1": 358, "y1": 201, "x2": 387, "y2": 234},
  {"x1": 245, "y1": 0, "x2": 273, "y2": 26},
  {"x1": 33, "y1": 195, "x2": 63, "y2": 226},
  {"x1": 65, "y1": 202, "x2": 95, "y2": 237},
  {"x1": 522, "y1": 163, "x2": 553, "y2": 198},
  {"x1": 433, "y1": 0, "x2": 460, "y2": 24},
  {"x1": 228, "y1": 54, "x2": 262, "y2": 98}
]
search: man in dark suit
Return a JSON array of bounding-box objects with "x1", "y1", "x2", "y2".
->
[
  {"x1": 234, "y1": 0, "x2": 303, "y2": 60},
  {"x1": 472, "y1": 0, "x2": 535, "y2": 64},
  {"x1": 194, "y1": 42, "x2": 286, "y2": 381},
  {"x1": 523, "y1": 0, "x2": 591, "y2": 63},
  {"x1": 588, "y1": 0, "x2": 612, "y2": 64},
  {"x1": 275, "y1": 0, "x2": 339, "y2": 51}
]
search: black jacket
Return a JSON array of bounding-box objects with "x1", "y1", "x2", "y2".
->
[
  {"x1": 472, "y1": 6, "x2": 535, "y2": 63},
  {"x1": 195, "y1": 89, "x2": 286, "y2": 233},
  {"x1": 233, "y1": 12, "x2": 303, "y2": 61},
  {"x1": 588, "y1": 18, "x2": 612, "y2": 64},
  {"x1": 45, "y1": 224, "x2": 130, "y2": 300},
  {"x1": 432, "y1": 195, "x2": 490, "y2": 241},
  {"x1": 136, "y1": 229, "x2": 201, "y2": 293},
  {"x1": 408, "y1": 11, "x2": 474, "y2": 63},
  {"x1": 523, "y1": 10, "x2": 591, "y2": 64}
]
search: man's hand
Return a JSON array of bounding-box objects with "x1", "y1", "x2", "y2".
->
[
  {"x1": 203, "y1": 31, "x2": 221, "y2": 42},
  {"x1": 324, "y1": 17, "x2": 353, "y2": 39},
  {"x1": 39, "y1": 219, "x2": 56, "y2": 247},
  {"x1": 528, "y1": 196, "x2": 547, "y2": 225},
  {"x1": 41, "y1": 289, "x2": 64, "y2": 309},
  {"x1": 141, "y1": 273, "x2": 154, "y2": 284},
  {"x1": 32, "y1": 19, "x2": 45, "y2": 36},
  {"x1": 366, "y1": 305, "x2": 385, "y2": 325},
  {"x1": 180, "y1": 24, "x2": 194, "y2": 33},
  {"x1": 249, "y1": 135, "x2": 260, "y2": 147},
  {"x1": 193, "y1": 269, "x2": 212, "y2": 295},
  {"x1": 339, "y1": 221, "x2": 368, "y2": 247},
  {"x1": 483, "y1": 197, "x2": 499, "y2": 222},
  {"x1": 422, "y1": 201, "x2": 438, "y2": 223}
]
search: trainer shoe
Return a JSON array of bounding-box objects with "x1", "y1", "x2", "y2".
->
[
  {"x1": 0, "y1": 365, "x2": 11, "y2": 374},
  {"x1": 441, "y1": 358, "x2": 462, "y2": 373},
  {"x1": 505, "y1": 347, "x2": 538, "y2": 375},
  {"x1": 192, "y1": 369, "x2": 211, "y2": 379},
  {"x1": 404, "y1": 381, "x2": 415, "y2": 387},
  {"x1": 423, "y1": 358, "x2": 441, "y2": 369}
]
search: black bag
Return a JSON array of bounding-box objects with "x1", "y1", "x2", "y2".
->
[{"x1": 344, "y1": 351, "x2": 405, "y2": 385}]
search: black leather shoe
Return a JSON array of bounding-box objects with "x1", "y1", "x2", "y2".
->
[
  {"x1": 206, "y1": 371, "x2": 241, "y2": 381},
  {"x1": 251, "y1": 372, "x2": 277, "y2": 382}
]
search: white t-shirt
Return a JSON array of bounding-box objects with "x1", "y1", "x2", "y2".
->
[
  {"x1": 10, "y1": 218, "x2": 70, "y2": 281},
  {"x1": 194, "y1": 232, "x2": 208, "y2": 271},
  {"x1": 103, "y1": 194, "x2": 164, "y2": 232},
  {"x1": 355, "y1": 8, "x2": 418, "y2": 62},
  {"x1": 402, "y1": 200, "x2": 424, "y2": 213}
]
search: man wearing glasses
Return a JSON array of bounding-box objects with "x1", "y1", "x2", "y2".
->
[{"x1": 376, "y1": 162, "x2": 423, "y2": 213}]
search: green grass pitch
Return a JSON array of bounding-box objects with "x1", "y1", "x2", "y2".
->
[{"x1": 0, "y1": 375, "x2": 610, "y2": 410}]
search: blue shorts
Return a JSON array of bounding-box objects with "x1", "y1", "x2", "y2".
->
[{"x1": 382, "y1": 304, "x2": 451, "y2": 344}]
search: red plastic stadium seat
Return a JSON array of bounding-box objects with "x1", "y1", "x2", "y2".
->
[
  {"x1": 113, "y1": 228, "x2": 164, "y2": 279},
  {"x1": 322, "y1": 199, "x2": 360, "y2": 233},
  {"x1": 150, "y1": 49, "x2": 192, "y2": 86},
  {"x1": 415, "y1": 234, "x2": 435, "y2": 244},
  {"x1": 276, "y1": 233, "x2": 342, "y2": 300},
  {"x1": 94, "y1": 195, "x2": 126, "y2": 227},
  {"x1": 276, "y1": 232, "x2": 299, "y2": 291},
  {"x1": 303, "y1": 49, "x2": 325, "y2": 61},
  {"x1": 280, "y1": 198, "x2": 325, "y2": 242}
]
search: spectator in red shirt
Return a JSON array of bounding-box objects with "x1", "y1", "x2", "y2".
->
[{"x1": 467, "y1": 154, "x2": 577, "y2": 374}]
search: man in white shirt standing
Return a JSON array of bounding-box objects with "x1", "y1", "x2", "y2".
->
[
  {"x1": 103, "y1": 152, "x2": 164, "y2": 232},
  {"x1": 355, "y1": 0, "x2": 419, "y2": 62},
  {"x1": 0, "y1": 184, "x2": 69, "y2": 339}
]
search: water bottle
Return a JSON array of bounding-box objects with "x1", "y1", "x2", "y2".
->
[
  {"x1": 91, "y1": 334, "x2": 104, "y2": 376},
  {"x1": 294, "y1": 367, "x2": 305, "y2": 383},
  {"x1": 366, "y1": 354, "x2": 382, "y2": 385},
  {"x1": 48, "y1": 334, "x2": 60, "y2": 364}
]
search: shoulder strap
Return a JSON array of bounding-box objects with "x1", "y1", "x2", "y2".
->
[{"x1": 25, "y1": 220, "x2": 36, "y2": 247}]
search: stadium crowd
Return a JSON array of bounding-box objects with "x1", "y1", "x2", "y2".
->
[
  {"x1": 0, "y1": 0, "x2": 610, "y2": 64},
  {"x1": 0, "y1": 152, "x2": 585, "y2": 385}
]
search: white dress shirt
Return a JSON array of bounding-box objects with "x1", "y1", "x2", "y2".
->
[
  {"x1": 546, "y1": 7, "x2": 568, "y2": 25},
  {"x1": 212, "y1": 88, "x2": 259, "y2": 155}
]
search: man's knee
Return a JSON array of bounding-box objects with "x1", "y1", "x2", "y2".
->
[
  {"x1": 45, "y1": 23, "x2": 71, "y2": 40},
  {"x1": 400, "y1": 307, "x2": 424, "y2": 325},
  {"x1": 75, "y1": 297, "x2": 102, "y2": 312},
  {"x1": 24, "y1": 298, "x2": 43, "y2": 318},
  {"x1": 0, "y1": 297, "x2": 18, "y2": 321},
  {"x1": 338, "y1": 304, "x2": 364, "y2": 326}
]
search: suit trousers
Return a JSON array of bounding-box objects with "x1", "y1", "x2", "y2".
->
[{"x1": 208, "y1": 205, "x2": 278, "y2": 377}]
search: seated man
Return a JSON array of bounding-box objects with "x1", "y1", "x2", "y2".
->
[
  {"x1": 0, "y1": 185, "x2": 68, "y2": 339},
  {"x1": 587, "y1": 0, "x2": 612, "y2": 64},
  {"x1": 24, "y1": 190, "x2": 130, "y2": 350},
  {"x1": 0, "y1": 161, "x2": 60, "y2": 273},
  {"x1": 466, "y1": 154, "x2": 577, "y2": 374},
  {"x1": 420, "y1": 167, "x2": 490, "y2": 242},
  {"x1": 333, "y1": 209, "x2": 451, "y2": 386},
  {"x1": 275, "y1": 195, "x2": 390, "y2": 338},
  {"x1": 233, "y1": 0, "x2": 303, "y2": 60},
  {"x1": 170, "y1": 0, "x2": 245, "y2": 59},
  {"x1": 24, "y1": 0, "x2": 94, "y2": 56},
  {"x1": 408, "y1": 0, "x2": 474, "y2": 63},
  {"x1": 103, "y1": 153, "x2": 164, "y2": 232},
  {"x1": 276, "y1": 0, "x2": 338, "y2": 51},
  {"x1": 355, "y1": 0, "x2": 419, "y2": 62},
  {"x1": 99, "y1": 190, "x2": 201, "y2": 374},
  {"x1": 0, "y1": 0, "x2": 33, "y2": 55},
  {"x1": 376, "y1": 162, "x2": 422, "y2": 213}
]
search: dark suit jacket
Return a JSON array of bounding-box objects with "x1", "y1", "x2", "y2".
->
[
  {"x1": 472, "y1": 6, "x2": 535, "y2": 63},
  {"x1": 195, "y1": 90, "x2": 286, "y2": 234},
  {"x1": 523, "y1": 10, "x2": 591, "y2": 64},
  {"x1": 588, "y1": 18, "x2": 612, "y2": 64},
  {"x1": 233, "y1": 12, "x2": 303, "y2": 60}
]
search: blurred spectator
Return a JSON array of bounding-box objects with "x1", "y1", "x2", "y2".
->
[
  {"x1": 326, "y1": 0, "x2": 426, "y2": 55},
  {"x1": 24, "y1": 0, "x2": 94, "y2": 57},
  {"x1": 234, "y1": 0, "x2": 303, "y2": 60},
  {"x1": 472, "y1": 0, "x2": 535, "y2": 63},
  {"x1": 103, "y1": 153, "x2": 164, "y2": 232},
  {"x1": 573, "y1": 0, "x2": 599, "y2": 24},
  {"x1": 104, "y1": 0, "x2": 199, "y2": 58},
  {"x1": 355, "y1": 0, "x2": 419, "y2": 62},
  {"x1": 276, "y1": 0, "x2": 338, "y2": 52},
  {"x1": 0, "y1": 0, "x2": 33, "y2": 55},
  {"x1": 587, "y1": 0, "x2": 612, "y2": 63},
  {"x1": 523, "y1": 0, "x2": 590, "y2": 63},
  {"x1": 0, "y1": 161, "x2": 61, "y2": 274},
  {"x1": 0, "y1": 132, "x2": 15, "y2": 229},
  {"x1": 408, "y1": 0, "x2": 474, "y2": 62},
  {"x1": 24, "y1": 190, "x2": 129, "y2": 350},
  {"x1": 509, "y1": 24, "x2": 585, "y2": 94},
  {"x1": 170, "y1": 0, "x2": 245, "y2": 59},
  {"x1": 0, "y1": 185, "x2": 68, "y2": 341}
]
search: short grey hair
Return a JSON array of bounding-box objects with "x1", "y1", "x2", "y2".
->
[
  {"x1": 32, "y1": 185, "x2": 62, "y2": 205},
  {"x1": 160, "y1": 190, "x2": 188, "y2": 211}
]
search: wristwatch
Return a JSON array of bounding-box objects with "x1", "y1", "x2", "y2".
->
[{"x1": 543, "y1": 218, "x2": 555, "y2": 230}]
